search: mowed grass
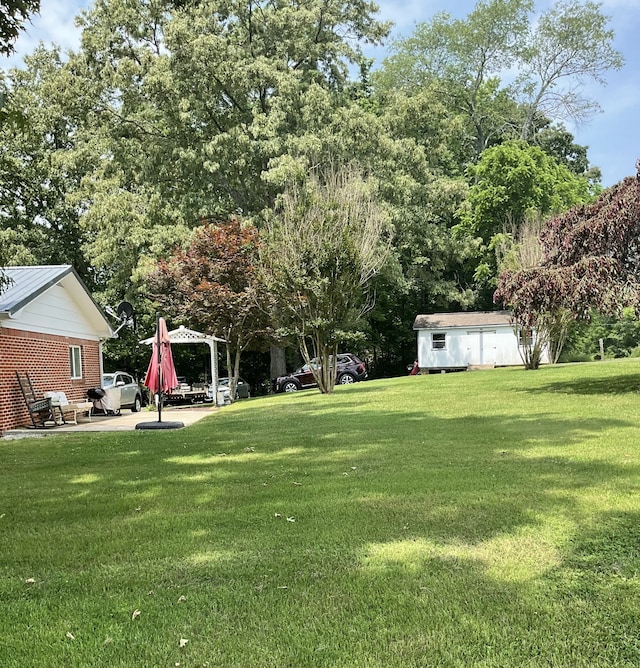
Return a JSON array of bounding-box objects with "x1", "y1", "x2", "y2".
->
[{"x1": 2, "y1": 360, "x2": 640, "y2": 667}]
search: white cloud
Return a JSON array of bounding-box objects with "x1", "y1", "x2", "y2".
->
[{"x1": 2, "y1": 0, "x2": 90, "y2": 69}]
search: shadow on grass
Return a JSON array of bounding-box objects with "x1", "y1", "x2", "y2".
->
[
  {"x1": 3, "y1": 393, "x2": 640, "y2": 666},
  {"x1": 4, "y1": 405, "x2": 636, "y2": 551},
  {"x1": 523, "y1": 372, "x2": 640, "y2": 396}
]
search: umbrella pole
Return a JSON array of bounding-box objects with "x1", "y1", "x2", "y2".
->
[{"x1": 156, "y1": 312, "x2": 162, "y2": 423}]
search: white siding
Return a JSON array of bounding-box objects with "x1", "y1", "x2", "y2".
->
[
  {"x1": 1, "y1": 283, "x2": 102, "y2": 340},
  {"x1": 417, "y1": 326, "x2": 547, "y2": 369}
]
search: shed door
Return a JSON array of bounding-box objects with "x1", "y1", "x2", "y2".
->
[{"x1": 466, "y1": 329, "x2": 497, "y2": 365}]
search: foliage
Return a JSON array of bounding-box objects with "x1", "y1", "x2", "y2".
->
[
  {"x1": 495, "y1": 165, "x2": 640, "y2": 359},
  {"x1": 456, "y1": 140, "x2": 593, "y2": 306},
  {"x1": 0, "y1": 47, "x2": 99, "y2": 281},
  {"x1": 146, "y1": 218, "x2": 272, "y2": 400},
  {"x1": 376, "y1": 0, "x2": 531, "y2": 159},
  {"x1": 377, "y1": 0, "x2": 622, "y2": 157},
  {"x1": 517, "y1": 0, "x2": 623, "y2": 140},
  {"x1": 262, "y1": 163, "x2": 391, "y2": 393},
  {"x1": 534, "y1": 121, "x2": 602, "y2": 184},
  {"x1": 0, "y1": 0, "x2": 624, "y2": 373},
  {"x1": 561, "y1": 308, "x2": 640, "y2": 362},
  {"x1": 0, "y1": 0, "x2": 39, "y2": 55}
]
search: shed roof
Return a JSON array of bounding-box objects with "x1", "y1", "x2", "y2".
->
[
  {"x1": 0, "y1": 265, "x2": 114, "y2": 338},
  {"x1": 413, "y1": 311, "x2": 513, "y2": 330}
]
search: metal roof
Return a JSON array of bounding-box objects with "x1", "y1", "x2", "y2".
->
[
  {"x1": 0, "y1": 265, "x2": 76, "y2": 314},
  {"x1": 0, "y1": 265, "x2": 114, "y2": 338},
  {"x1": 413, "y1": 311, "x2": 513, "y2": 330}
]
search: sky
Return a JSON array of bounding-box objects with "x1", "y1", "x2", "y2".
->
[{"x1": 3, "y1": 0, "x2": 640, "y2": 188}]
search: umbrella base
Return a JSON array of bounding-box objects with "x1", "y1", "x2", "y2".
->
[{"x1": 135, "y1": 420, "x2": 184, "y2": 430}]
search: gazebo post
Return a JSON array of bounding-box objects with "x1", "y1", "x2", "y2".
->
[{"x1": 140, "y1": 325, "x2": 226, "y2": 407}]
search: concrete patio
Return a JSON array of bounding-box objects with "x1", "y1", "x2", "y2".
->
[{"x1": 2, "y1": 404, "x2": 218, "y2": 438}]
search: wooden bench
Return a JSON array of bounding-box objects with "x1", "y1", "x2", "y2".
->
[{"x1": 44, "y1": 392, "x2": 93, "y2": 425}]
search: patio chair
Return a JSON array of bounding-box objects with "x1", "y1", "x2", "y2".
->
[{"x1": 16, "y1": 371, "x2": 55, "y2": 428}]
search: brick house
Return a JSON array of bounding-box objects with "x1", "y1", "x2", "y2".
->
[{"x1": 0, "y1": 266, "x2": 114, "y2": 432}]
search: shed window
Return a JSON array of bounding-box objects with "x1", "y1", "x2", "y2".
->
[
  {"x1": 69, "y1": 346, "x2": 82, "y2": 379},
  {"x1": 432, "y1": 333, "x2": 446, "y2": 350},
  {"x1": 518, "y1": 328, "x2": 534, "y2": 347}
]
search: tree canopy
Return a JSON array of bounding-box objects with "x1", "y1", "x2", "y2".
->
[
  {"x1": 495, "y1": 163, "x2": 640, "y2": 329},
  {"x1": 0, "y1": 0, "x2": 624, "y2": 379},
  {"x1": 0, "y1": 0, "x2": 39, "y2": 55},
  {"x1": 261, "y1": 164, "x2": 391, "y2": 392}
]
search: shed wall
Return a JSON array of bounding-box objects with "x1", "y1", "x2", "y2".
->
[
  {"x1": 0, "y1": 327, "x2": 102, "y2": 432},
  {"x1": 417, "y1": 326, "x2": 531, "y2": 369}
]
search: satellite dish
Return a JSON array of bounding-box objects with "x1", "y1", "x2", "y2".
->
[{"x1": 117, "y1": 301, "x2": 134, "y2": 319}]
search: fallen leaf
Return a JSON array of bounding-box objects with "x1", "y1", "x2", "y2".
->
[
  {"x1": 293, "y1": 482, "x2": 302, "y2": 486},
  {"x1": 177, "y1": 595, "x2": 186, "y2": 603},
  {"x1": 25, "y1": 578, "x2": 36, "y2": 584},
  {"x1": 350, "y1": 467, "x2": 357, "y2": 470},
  {"x1": 277, "y1": 586, "x2": 288, "y2": 589},
  {"x1": 244, "y1": 446, "x2": 255, "y2": 452},
  {"x1": 132, "y1": 609, "x2": 141, "y2": 620},
  {"x1": 286, "y1": 517, "x2": 296, "y2": 522},
  {"x1": 179, "y1": 638, "x2": 189, "y2": 648},
  {"x1": 66, "y1": 632, "x2": 75, "y2": 640},
  {"x1": 342, "y1": 472, "x2": 349, "y2": 476},
  {"x1": 274, "y1": 513, "x2": 282, "y2": 518}
]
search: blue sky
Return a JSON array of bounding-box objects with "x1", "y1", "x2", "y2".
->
[{"x1": 4, "y1": 0, "x2": 639, "y2": 187}]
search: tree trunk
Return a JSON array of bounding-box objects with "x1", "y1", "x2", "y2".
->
[{"x1": 270, "y1": 346, "x2": 287, "y2": 380}]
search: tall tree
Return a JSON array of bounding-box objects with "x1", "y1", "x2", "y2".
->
[
  {"x1": 377, "y1": 0, "x2": 622, "y2": 159},
  {"x1": 377, "y1": 0, "x2": 531, "y2": 160},
  {"x1": 64, "y1": 0, "x2": 390, "y2": 315},
  {"x1": 455, "y1": 140, "x2": 594, "y2": 305},
  {"x1": 517, "y1": 0, "x2": 623, "y2": 140},
  {"x1": 262, "y1": 164, "x2": 391, "y2": 393},
  {"x1": 495, "y1": 162, "x2": 640, "y2": 356},
  {"x1": 147, "y1": 218, "x2": 272, "y2": 400},
  {"x1": 0, "y1": 47, "x2": 98, "y2": 280}
]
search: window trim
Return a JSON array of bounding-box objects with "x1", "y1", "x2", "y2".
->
[
  {"x1": 432, "y1": 332, "x2": 446, "y2": 350},
  {"x1": 69, "y1": 345, "x2": 82, "y2": 379},
  {"x1": 518, "y1": 328, "x2": 534, "y2": 348}
]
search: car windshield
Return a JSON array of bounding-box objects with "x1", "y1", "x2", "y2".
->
[
  {"x1": 102, "y1": 374, "x2": 115, "y2": 387},
  {"x1": 218, "y1": 378, "x2": 230, "y2": 387}
]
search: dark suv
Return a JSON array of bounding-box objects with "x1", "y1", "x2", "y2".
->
[{"x1": 272, "y1": 353, "x2": 367, "y2": 393}]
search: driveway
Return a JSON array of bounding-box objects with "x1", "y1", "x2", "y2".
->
[{"x1": 2, "y1": 405, "x2": 217, "y2": 438}]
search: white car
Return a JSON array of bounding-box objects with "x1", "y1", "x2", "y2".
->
[
  {"x1": 101, "y1": 372, "x2": 143, "y2": 412},
  {"x1": 218, "y1": 377, "x2": 251, "y2": 402}
]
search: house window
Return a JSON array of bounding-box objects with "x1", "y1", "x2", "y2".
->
[
  {"x1": 518, "y1": 328, "x2": 533, "y2": 347},
  {"x1": 432, "y1": 333, "x2": 446, "y2": 350},
  {"x1": 69, "y1": 346, "x2": 82, "y2": 379}
]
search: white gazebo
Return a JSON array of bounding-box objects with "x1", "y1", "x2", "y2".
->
[{"x1": 141, "y1": 325, "x2": 227, "y2": 403}]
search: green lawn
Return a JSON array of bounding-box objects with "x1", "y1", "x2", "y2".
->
[{"x1": 2, "y1": 360, "x2": 640, "y2": 667}]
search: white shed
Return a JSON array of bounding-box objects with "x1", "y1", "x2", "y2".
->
[{"x1": 412, "y1": 311, "x2": 548, "y2": 372}]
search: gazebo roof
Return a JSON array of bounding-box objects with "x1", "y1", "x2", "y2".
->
[{"x1": 141, "y1": 325, "x2": 226, "y2": 345}]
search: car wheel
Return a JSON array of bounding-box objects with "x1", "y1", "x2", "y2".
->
[
  {"x1": 338, "y1": 373, "x2": 356, "y2": 384},
  {"x1": 282, "y1": 381, "x2": 300, "y2": 392},
  {"x1": 132, "y1": 395, "x2": 142, "y2": 412}
]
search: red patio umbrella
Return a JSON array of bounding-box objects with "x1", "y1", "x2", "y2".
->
[{"x1": 143, "y1": 315, "x2": 178, "y2": 423}]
